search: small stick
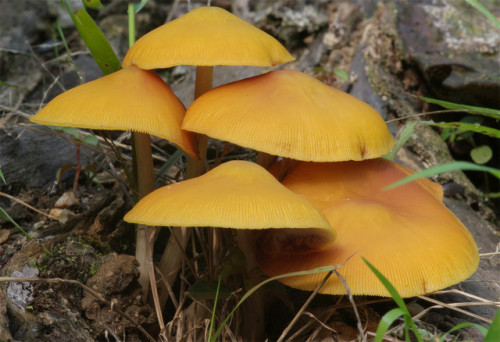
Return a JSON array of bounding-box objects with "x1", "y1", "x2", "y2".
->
[{"x1": 277, "y1": 270, "x2": 333, "y2": 342}]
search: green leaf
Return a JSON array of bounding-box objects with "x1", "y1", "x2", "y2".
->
[
  {"x1": 334, "y1": 69, "x2": 349, "y2": 82},
  {"x1": 56, "y1": 163, "x2": 75, "y2": 183},
  {"x1": 81, "y1": 134, "x2": 99, "y2": 146},
  {"x1": 375, "y1": 308, "x2": 406, "y2": 342},
  {"x1": 384, "y1": 121, "x2": 418, "y2": 161},
  {"x1": 62, "y1": 0, "x2": 121, "y2": 75},
  {"x1": 384, "y1": 161, "x2": 500, "y2": 190},
  {"x1": 55, "y1": 126, "x2": 80, "y2": 139},
  {"x1": 470, "y1": 145, "x2": 493, "y2": 164},
  {"x1": 82, "y1": 0, "x2": 103, "y2": 10},
  {"x1": 439, "y1": 322, "x2": 488, "y2": 342},
  {"x1": 419, "y1": 96, "x2": 500, "y2": 119},
  {"x1": 424, "y1": 121, "x2": 500, "y2": 139},
  {"x1": 0, "y1": 80, "x2": 19, "y2": 88},
  {"x1": 484, "y1": 308, "x2": 500, "y2": 342},
  {"x1": 133, "y1": 0, "x2": 150, "y2": 14},
  {"x1": 465, "y1": 0, "x2": 500, "y2": 30},
  {"x1": 0, "y1": 168, "x2": 5, "y2": 184}
]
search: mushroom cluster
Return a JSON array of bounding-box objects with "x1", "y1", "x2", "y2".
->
[{"x1": 32, "y1": 4, "x2": 479, "y2": 322}]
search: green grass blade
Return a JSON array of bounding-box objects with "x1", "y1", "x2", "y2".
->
[
  {"x1": 83, "y1": 0, "x2": 103, "y2": 10},
  {"x1": 465, "y1": 0, "x2": 500, "y2": 30},
  {"x1": 384, "y1": 161, "x2": 500, "y2": 190},
  {"x1": 210, "y1": 265, "x2": 337, "y2": 342},
  {"x1": 208, "y1": 275, "x2": 222, "y2": 342},
  {"x1": 424, "y1": 121, "x2": 500, "y2": 139},
  {"x1": 0, "y1": 80, "x2": 19, "y2": 88},
  {"x1": 0, "y1": 168, "x2": 5, "y2": 184},
  {"x1": 62, "y1": 0, "x2": 121, "y2": 75},
  {"x1": 363, "y1": 258, "x2": 423, "y2": 342},
  {"x1": 133, "y1": 0, "x2": 150, "y2": 14},
  {"x1": 363, "y1": 258, "x2": 407, "y2": 310},
  {"x1": 0, "y1": 207, "x2": 52, "y2": 256},
  {"x1": 439, "y1": 322, "x2": 488, "y2": 342},
  {"x1": 484, "y1": 308, "x2": 500, "y2": 342},
  {"x1": 419, "y1": 96, "x2": 500, "y2": 119},
  {"x1": 56, "y1": 19, "x2": 83, "y2": 81},
  {"x1": 375, "y1": 308, "x2": 405, "y2": 342},
  {"x1": 384, "y1": 121, "x2": 418, "y2": 161}
]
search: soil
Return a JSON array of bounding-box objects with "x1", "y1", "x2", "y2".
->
[{"x1": 0, "y1": 0, "x2": 499, "y2": 341}]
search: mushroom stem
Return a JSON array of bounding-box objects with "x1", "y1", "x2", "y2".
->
[
  {"x1": 132, "y1": 132, "x2": 156, "y2": 296},
  {"x1": 157, "y1": 65, "x2": 213, "y2": 307},
  {"x1": 186, "y1": 65, "x2": 213, "y2": 178}
]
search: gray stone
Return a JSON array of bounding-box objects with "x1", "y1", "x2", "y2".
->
[{"x1": 7, "y1": 264, "x2": 39, "y2": 312}]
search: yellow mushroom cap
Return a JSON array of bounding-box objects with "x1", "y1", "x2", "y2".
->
[
  {"x1": 30, "y1": 66, "x2": 197, "y2": 158},
  {"x1": 256, "y1": 159, "x2": 479, "y2": 297},
  {"x1": 122, "y1": 6, "x2": 295, "y2": 69},
  {"x1": 183, "y1": 70, "x2": 395, "y2": 161},
  {"x1": 124, "y1": 160, "x2": 334, "y2": 238}
]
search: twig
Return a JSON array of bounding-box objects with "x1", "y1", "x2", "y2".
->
[
  {"x1": 277, "y1": 270, "x2": 333, "y2": 342},
  {"x1": 0, "y1": 277, "x2": 156, "y2": 342},
  {"x1": 0, "y1": 191, "x2": 52, "y2": 219},
  {"x1": 417, "y1": 295, "x2": 494, "y2": 324}
]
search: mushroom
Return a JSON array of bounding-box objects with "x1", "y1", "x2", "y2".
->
[
  {"x1": 124, "y1": 160, "x2": 333, "y2": 235},
  {"x1": 183, "y1": 69, "x2": 394, "y2": 163},
  {"x1": 122, "y1": 6, "x2": 295, "y2": 177},
  {"x1": 255, "y1": 158, "x2": 479, "y2": 297},
  {"x1": 30, "y1": 66, "x2": 196, "y2": 158}
]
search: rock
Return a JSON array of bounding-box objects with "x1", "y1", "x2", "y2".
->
[
  {"x1": 49, "y1": 208, "x2": 76, "y2": 225},
  {"x1": 7, "y1": 264, "x2": 39, "y2": 312},
  {"x1": 54, "y1": 191, "x2": 79, "y2": 208},
  {"x1": 0, "y1": 229, "x2": 9, "y2": 244},
  {"x1": 396, "y1": 0, "x2": 500, "y2": 107},
  {"x1": 85, "y1": 254, "x2": 139, "y2": 296},
  {"x1": 0, "y1": 125, "x2": 95, "y2": 189}
]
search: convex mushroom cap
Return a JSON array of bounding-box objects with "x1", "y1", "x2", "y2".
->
[
  {"x1": 124, "y1": 160, "x2": 334, "y2": 240},
  {"x1": 30, "y1": 66, "x2": 197, "y2": 157},
  {"x1": 122, "y1": 6, "x2": 295, "y2": 69},
  {"x1": 183, "y1": 70, "x2": 395, "y2": 161},
  {"x1": 256, "y1": 159, "x2": 479, "y2": 297}
]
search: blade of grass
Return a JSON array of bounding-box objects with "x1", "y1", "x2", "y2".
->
[
  {"x1": 384, "y1": 121, "x2": 418, "y2": 161},
  {"x1": 484, "y1": 308, "x2": 500, "y2": 342},
  {"x1": 384, "y1": 161, "x2": 500, "y2": 190},
  {"x1": 55, "y1": 19, "x2": 83, "y2": 81},
  {"x1": 210, "y1": 265, "x2": 338, "y2": 342},
  {"x1": 439, "y1": 322, "x2": 488, "y2": 342},
  {"x1": 61, "y1": 0, "x2": 121, "y2": 75},
  {"x1": 375, "y1": 308, "x2": 405, "y2": 342},
  {"x1": 207, "y1": 274, "x2": 222, "y2": 342},
  {"x1": 0, "y1": 168, "x2": 5, "y2": 184},
  {"x1": 419, "y1": 96, "x2": 500, "y2": 119},
  {"x1": 0, "y1": 207, "x2": 52, "y2": 256},
  {"x1": 423, "y1": 121, "x2": 500, "y2": 139},
  {"x1": 363, "y1": 258, "x2": 423, "y2": 342},
  {"x1": 465, "y1": 0, "x2": 500, "y2": 30},
  {"x1": 133, "y1": 0, "x2": 150, "y2": 14}
]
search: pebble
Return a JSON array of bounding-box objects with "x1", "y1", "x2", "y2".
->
[
  {"x1": 49, "y1": 208, "x2": 76, "y2": 225},
  {"x1": 0, "y1": 229, "x2": 10, "y2": 244},
  {"x1": 54, "y1": 191, "x2": 79, "y2": 208}
]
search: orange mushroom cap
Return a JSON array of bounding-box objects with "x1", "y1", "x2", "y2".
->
[
  {"x1": 122, "y1": 6, "x2": 294, "y2": 69},
  {"x1": 30, "y1": 66, "x2": 197, "y2": 158},
  {"x1": 256, "y1": 159, "x2": 479, "y2": 297},
  {"x1": 124, "y1": 160, "x2": 334, "y2": 240},
  {"x1": 183, "y1": 70, "x2": 395, "y2": 161}
]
